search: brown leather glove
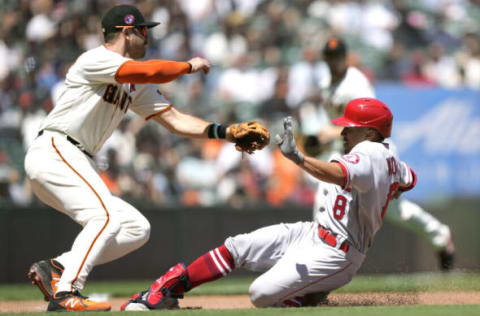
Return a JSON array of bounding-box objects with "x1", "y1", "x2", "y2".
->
[{"x1": 229, "y1": 121, "x2": 270, "y2": 154}]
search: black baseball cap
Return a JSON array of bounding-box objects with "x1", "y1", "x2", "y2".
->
[
  {"x1": 101, "y1": 5, "x2": 160, "y2": 35},
  {"x1": 322, "y1": 37, "x2": 347, "y2": 57}
]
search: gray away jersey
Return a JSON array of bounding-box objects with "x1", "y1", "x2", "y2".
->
[{"x1": 316, "y1": 141, "x2": 415, "y2": 254}]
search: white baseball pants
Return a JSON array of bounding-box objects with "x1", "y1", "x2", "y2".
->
[
  {"x1": 225, "y1": 221, "x2": 365, "y2": 307},
  {"x1": 24, "y1": 130, "x2": 150, "y2": 293}
]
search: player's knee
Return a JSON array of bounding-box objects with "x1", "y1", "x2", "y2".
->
[
  {"x1": 249, "y1": 281, "x2": 275, "y2": 307},
  {"x1": 105, "y1": 216, "x2": 122, "y2": 235},
  {"x1": 136, "y1": 217, "x2": 151, "y2": 244},
  {"x1": 125, "y1": 215, "x2": 151, "y2": 247}
]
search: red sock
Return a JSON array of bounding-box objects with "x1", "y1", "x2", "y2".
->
[{"x1": 187, "y1": 244, "x2": 235, "y2": 289}]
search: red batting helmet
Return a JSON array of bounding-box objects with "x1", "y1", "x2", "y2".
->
[{"x1": 331, "y1": 98, "x2": 393, "y2": 138}]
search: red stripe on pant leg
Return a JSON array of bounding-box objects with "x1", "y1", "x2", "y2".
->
[{"x1": 51, "y1": 137, "x2": 110, "y2": 291}]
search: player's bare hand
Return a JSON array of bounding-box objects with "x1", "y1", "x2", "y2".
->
[{"x1": 188, "y1": 57, "x2": 210, "y2": 75}]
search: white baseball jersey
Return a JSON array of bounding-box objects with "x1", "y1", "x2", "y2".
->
[
  {"x1": 41, "y1": 45, "x2": 171, "y2": 155},
  {"x1": 316, "y1": 141, "x2": 414, "y2": 254},
  {"x1": 25, "y1": 45, "x2": 171, "y2": 294},
  {"x1": 303, "y1": 66, "x2": 374, "y2": 143},
  {"x1": 319, "y1": 66, "x2": 375, "y2": 119}
]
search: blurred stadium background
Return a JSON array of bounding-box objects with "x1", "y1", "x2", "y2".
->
[{"x1": 0, "y1": 0, "x2": 479, "y2": 283}]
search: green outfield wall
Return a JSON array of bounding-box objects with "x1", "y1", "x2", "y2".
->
[{"x1": 0, "y1": 198, "x2": 478, "y2": 283}]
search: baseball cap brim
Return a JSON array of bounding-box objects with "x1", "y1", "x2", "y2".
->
[{"x1": 137, "y1": 21, "x2": 160, "y2": 28}]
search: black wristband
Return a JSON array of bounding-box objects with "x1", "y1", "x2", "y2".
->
[
  {"x1": 217, "y1": 124, "x2": 227, "y2": 139},
  {"x1": 207, "y1": 123, "x2": 227, "y2": 139},
  {"x1": 187, "y1": 62, "x2": 192, "y2": 73}
]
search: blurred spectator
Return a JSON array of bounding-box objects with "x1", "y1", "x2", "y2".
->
[
  {"x1": 2, "y1": 0, "x2": 480, "y2": 208},
  {"x1": 456, "y1": 32, "x2": 480, "y2": 89},
  {"x1": 423, "y1": 42, "x2": 462, "y2": 88},
  {"x1": 0, "y1": 149, "x2": 26, "y2": 205},
  {"x1": 401, "y1": 50, "x2": 436, "y2": 87}
]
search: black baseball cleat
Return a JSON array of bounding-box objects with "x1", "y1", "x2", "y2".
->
[
  {"x1": 438, "y1": 250, "x2": 455, "y2": 271},
  {"x1": 438, "y1": 234, "x2": 455, "y2": 271},
  {"x1": 27, "y1": 259, "x2": 64, "y2": 301},
  {"x1": 283, "y1": 291, "x2": 330, "y2": 307}
]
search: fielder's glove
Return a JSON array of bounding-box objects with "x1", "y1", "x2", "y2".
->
[
  {"x1": 275, "y1": 117, "x2": 305, "y2": 164},
  {"x1": 229, "y1": 121, "x2": 270, "y2": 154}
]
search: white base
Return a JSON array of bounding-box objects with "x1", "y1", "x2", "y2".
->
[{"x1": 124, "y1": 302, "x2": 150, "y2": 311}]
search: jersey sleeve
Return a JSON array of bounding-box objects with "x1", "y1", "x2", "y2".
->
[
  {"x1": 331, "y1": 150, "x2": 373, "y2": 192},
  {"x1": 73, "y1": 49, "x2": 131, "y2": 85},
  {"x1": 397, "y1": 162, "x2": 417, "y2": 192},
  {"x1": 129, "y1": 84, "x2": 172, "y2": 120}
]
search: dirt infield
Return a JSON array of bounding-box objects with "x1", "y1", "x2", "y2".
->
[{"x1": 1, "y1": 292, "x2": 480, "y2": 312}]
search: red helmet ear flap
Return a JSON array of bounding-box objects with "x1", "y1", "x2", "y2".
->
[{"x1": 331, "y1": 98, "x2": 393, "y2": 138}]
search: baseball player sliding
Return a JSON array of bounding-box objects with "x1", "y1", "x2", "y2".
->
[
  {"x1": 121, "y1": 98, "x2": 417, "y2": 310},
  {"x1": 24, "y1": 5, "x2": 269, "y2": 312},
  {"x1": 309, "y1": 38, "x2": 455, "y2": 271}
]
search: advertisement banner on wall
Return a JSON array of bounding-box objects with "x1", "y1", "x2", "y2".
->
[{"x1": 376, "y1": 84, "x2": 480, "y2": 202}]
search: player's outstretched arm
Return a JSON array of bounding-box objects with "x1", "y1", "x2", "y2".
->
[
  {"x1": 153, "y1": 107, "x2": 269, "y2": 154},
  {"x1": 275, "y1": 117, "x2": 345, "y2": 186},
  {"x1": 115, "y1": 57, "x2": 210, "y2": 84},
  {"x1": 153, "y1": 106, "x2": 216, "y2": 139}
]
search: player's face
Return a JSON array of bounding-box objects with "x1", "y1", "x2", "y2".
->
[
  {"x1": 325, "y1": 55, "x2": 347, "y2": 77},
  {"x1": 341, "y1": 127, "x2": 369, "y2": 153},
  {"x1": 126, "y1": 26, "x2": 148, "y2": 59}
]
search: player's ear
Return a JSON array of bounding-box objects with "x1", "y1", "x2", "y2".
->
[{"x1": 121, "y1": 27, "x2": 131, "y2": 39}]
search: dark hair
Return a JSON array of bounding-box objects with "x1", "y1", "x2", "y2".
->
[
  {"x1": 367, "y1": 127, "x2": 384, "y2": 142},
  {"x1": 323, "y1": 37, "x2": 347, "y2": 58}
]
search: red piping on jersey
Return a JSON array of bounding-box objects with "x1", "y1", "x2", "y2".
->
[
  {"x1": 332, "y1": 160, "x2": 349, "y2": 189},
  {"x1": 51, "y1": 137, "x2": 110, "y2": 291},
  {"x1": 145, "y1": 105, "x2": 173, "y2": 120},
  {"x1": 399, "y1": 167, "x2": 417, "y2": 192},
  {"x1": 278, "y1": 262, "x2": 353, "y2": 302},
  {"x1": 115, "y1": 60, "x2": 190, "y2": 84}
]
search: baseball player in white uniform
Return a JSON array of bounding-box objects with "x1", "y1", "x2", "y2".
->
[
  {"x1": 309, "y1": 38, "x2": 455, "y2": 271},
  {"x1": 120, "y1": 98, "x2": 417, "y2": 310},
  {"x1": 24, "y1": 5, "x2": 263, "y2": 312}
]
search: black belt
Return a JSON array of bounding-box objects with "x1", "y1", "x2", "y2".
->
[{"x1": 37, "y1": 130, "x2": 93, "y2": 158}]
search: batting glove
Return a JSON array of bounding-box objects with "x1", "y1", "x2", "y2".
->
[{"x1": 275, "y1": 117, "x2": 304, "y2": 165}]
